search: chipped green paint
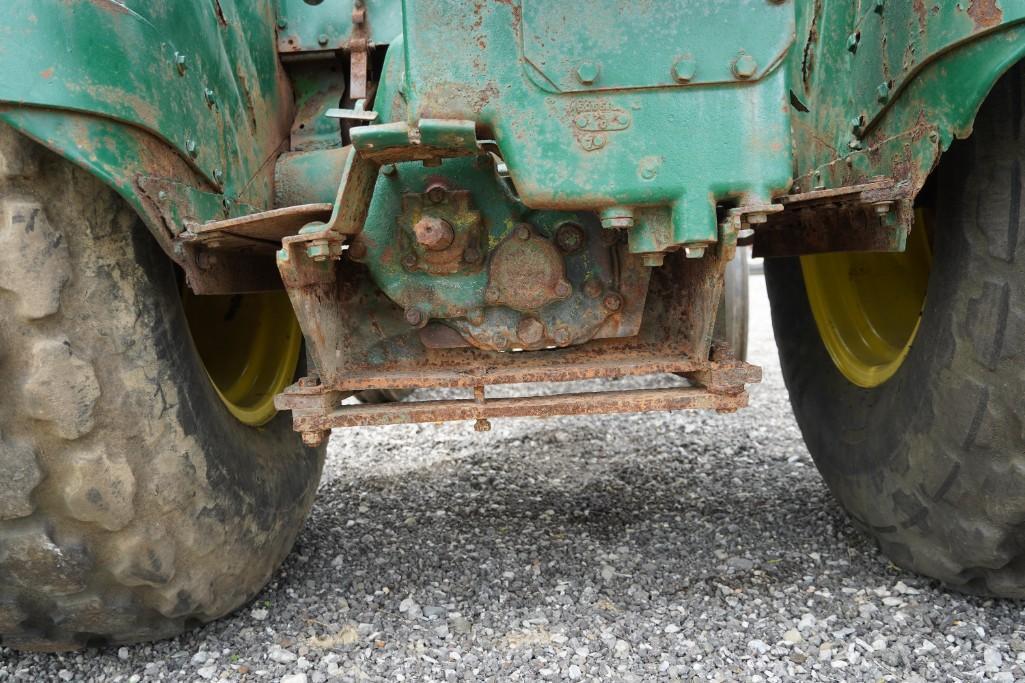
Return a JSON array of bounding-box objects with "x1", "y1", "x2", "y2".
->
[
  {"x1": 790, "y1": 0, "x2": 1025, "y2": 191},
  {"x1": 1, "y1": 0, "x2": 1024, "y2": 276},
  {"x1": 0, "y1": 0, "x2": 290, "y2": 246},
  {"x1": 394, "y1": 0, "x2": 794, "y2": 256},
  {"x1": 275, "y1": 0, "x2": 402, "y2": 53}
]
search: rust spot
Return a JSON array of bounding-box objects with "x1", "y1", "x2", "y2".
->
[
  {"x1": 40, "y1": 68, "x2": 53, "y2": 80},
  {"x1": 968, "y1": 0, "x2": 1003, "y2": 29},
  {"x1": 912, "y1": 0, "x2": 928, "y2": 33}
]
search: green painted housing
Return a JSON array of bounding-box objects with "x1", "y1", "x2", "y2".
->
[{"x1": 0, "y1": 1, "x2": 1023, "y2": 270}]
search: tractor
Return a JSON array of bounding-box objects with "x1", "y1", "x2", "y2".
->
[{"x1": 0, "y1": 0, "x2": 1023, "y2": 649}]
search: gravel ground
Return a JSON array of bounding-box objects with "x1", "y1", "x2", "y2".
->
[{"x1": 4, "y1": 274, "x2": 1025, "y2": 682}]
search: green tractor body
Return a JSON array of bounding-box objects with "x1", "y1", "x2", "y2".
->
[{"x1": 2, "y1": 0, "x2": 1025, "y2": 649}]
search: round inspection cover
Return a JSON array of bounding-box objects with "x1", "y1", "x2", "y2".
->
[{"x1": 487, "y1": 226, "x2": 570, "y2": 312}]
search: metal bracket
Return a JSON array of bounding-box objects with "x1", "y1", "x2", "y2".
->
[{"x1": 277, "y1": 360, "x2": 761, "y2": 445}]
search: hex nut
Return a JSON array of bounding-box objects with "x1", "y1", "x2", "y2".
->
[
  {"x1": 404, "y1": 307, "x2": 424, "y2": 327},
  {"x1": 671, "y1": 57, "x2": 697, "y2": 83},
  {"x1": 555, "y1": 223, "x2": 585, "y2": 253},
  {"x1": 732, "y1": 52, "x2": 758, "y2": 79},
  {"x1": 575, "y1": 62, "x2": 599, "y2": 85},
  {"x1": 517, "y1": 317, "x2": 546, "y2": 345}
]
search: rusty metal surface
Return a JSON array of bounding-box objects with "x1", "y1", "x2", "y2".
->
[
  {"x1": 186, "y1": 204, "x2": 334, "y2": 250},
  {"x1": 291, "y1": 385, "x2": 750, "y2": 432},
  {"x1": 747, "y1": 177, "x2": 912, "y2": 258},
  {"x1": 278, "y1": 351, "x2": 760, "y2": 393}
]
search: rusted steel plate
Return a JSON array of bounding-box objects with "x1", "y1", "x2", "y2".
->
[
  {"x1": 189, "y1": 204, "x2": 333, "y2": 248},
  {"x1": 293, "y1": 386, "x2": 749, "y2": 430}
]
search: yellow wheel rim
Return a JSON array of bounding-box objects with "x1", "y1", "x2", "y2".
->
[
  {"x1": 801, "y1": 211, "x2": 932, "y2": 389},
  {"x1": 182, "y1": 290, "x2": 302, "y2": 426}
]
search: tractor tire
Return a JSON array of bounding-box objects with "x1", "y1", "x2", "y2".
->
[
  {"x1": 764, "y1": 63, "x2": 1025, "y2": 596},
  {"x1": 714, "y1": 247, "x2": 750, "y2": 361},
  {"x1": 0, "y1": 125, "x2": 325, "y2": 650}
]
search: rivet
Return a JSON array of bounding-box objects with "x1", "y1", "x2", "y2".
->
[
  {"x1": 401, "y1": 253, "x2": 418, "y2": 270},
  {"x1": 213, "y1": 169, "x2": 224, "y2": 183},
  {"x1": 276, "y1": 19, "x2": 288, "y2": 29},
  {"x1": 485, "y1": 285, "x2": 501, "y2": 303},
  {"x1": 554, "y1": 280, "x2": 572, "y2": 298},
  {"x1": 186, "y1": 138, "x2": 198, "y2": 157},
  {"x1": 174, "y1": 52, "x2": 187, "y2": 75},
  {"x1": 204, "y1": 88, "x2": 216, "y2": 107},
  {"x1": 847, "y1": 33, "x2": 860, "y2": 54},
  {"x1": 575, "y1": 62, "x2": 599, "y2": 85},
  {"x1": 382, "y1": 164, "x2": 398, "y2": 176},
  {"x1": 583, "y1": 279, "x2": 602, "y2": 298},
  {"x1": 876, "y1": 81, "x2": 890, "y2": 103},
  {"x1": 317, "y1": 34, "x2": 329, "y2": 46},
  {"x1": 516, "y1": 225, "x2": 531, "y2": 241},
  {"x1": 671, "y1": 57, "x2": 697, "y2": 83}
]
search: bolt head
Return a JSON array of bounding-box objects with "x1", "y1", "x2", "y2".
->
[
  {"x1": 405, "y1": 307, "x2": 424, "y2": 326},
  {"x1": 402, "y1": 253, "x2": 418, "y2": 270},
  {"x1": 641, "y1": 253, "x2": 665, "y2": 267},
  {"x1": 876, "y1": 82, "x2": 891, "y2": 103},
  {"x1": 516, "y1": 225, "x2": 532, "y2": 241},
  {"x1": 307, "y1": 243, "x2": 330, "y2": 261},
  {"x1": 382, "y1": 164, "x2": 398, "y2": 176},
  {"x1": 426, "y1": 185, "x2": 447, "y2": 204},
  {"x1": 684, "y1": 246, "x2": 706, "y2": 259},
  {"x1": 554, "y1": 280, "x2": 573, "y2": 298},
  {"x1": 186, "y1": 139, "x2": 198, "y2": 157},
  {"x1": 517, "y1": 317, "x2": 546, "y2": 345},
  {"x1": 174, "y1": 52, "x2": 187, "y2": 74},
  {"x1": 732, "y1": 53, "x2": 758, "y2": 79},
  {"x1": 603, "y1": 293, "x2": 623, "y2": 312},
  {"x1": 555, "y1": 222, "x2": 585, "y2": 252},
  {"x1": 671, "y1": 57, "x2": 697, "y2": 83},
  {"x1": 413, "y1": 216, "x2": 455, "y2": 251},
  {"x1": 553, "y1": 328, "x2": 572, "y2": 346},
  {"x1": 473, "y1": 418, "x2": 492, "y2": 432},
  {"x1": 575, "y1": 62, "x2": 599, "y2": 85},
  {"x1": 583, "y1": 279, "x2": 603, "y2": 298}
]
